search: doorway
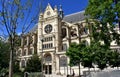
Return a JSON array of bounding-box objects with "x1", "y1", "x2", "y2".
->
[{"x1": 45, "y1": 65, "x2": 52, "y2": 74}]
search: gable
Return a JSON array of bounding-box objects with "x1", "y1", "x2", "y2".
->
[{"x1": 43, "y1": 3, "x2": 56, "y2": 18}]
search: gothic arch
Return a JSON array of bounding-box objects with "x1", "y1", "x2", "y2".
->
[
  {"x1": 59, "y1": 56, "x2": 67, "y2": 67},
  {"x1": 44, "y1": 53, "x2": 52, "y2": 62}
]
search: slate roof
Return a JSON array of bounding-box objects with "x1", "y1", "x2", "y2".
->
[{"x1": 63, "y1": 11, "x2": 86, "y2": 23}]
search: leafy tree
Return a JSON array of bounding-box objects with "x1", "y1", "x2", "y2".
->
[
  {"x1": 13, "y1": 60, "x2": 21, "y2": 73},
  {"x1": 0, "y1": 0, "x2": 42, "y2": 77},
  {"x1": 0, "y1": 39, "x2": 10, "y2": 77},
  {"x1": 85, "y1": 0, "x2": 120, "y2": 45},
  {"x1": 66, "y1": 42, "x2": 86, "y2": 76},
  {"x1": 82, "y1": 41, "x2": 111, "y2": 70},
  {"x1": 81, "y1": 45, "x2": 94, "y2": 69},
  {"x1": 25, "y1": 55, "x2": 41, "y2": 72},
  {"x1": 85, "y1": 0, "x2": 120, "y2": 70},
  {"x1": 93, "y1": 45, "x2": 110, "y2": 70},
  {"x1": 108, "y1": 50, "x2": 120, "y2": 68}
]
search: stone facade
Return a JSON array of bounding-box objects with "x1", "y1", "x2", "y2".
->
[
  {"x1": 17, "y1": 3, "x2": 120, "y2": 76},
  {"x1": 17, "y1": 32, "x2": 37, "y2": 70}
]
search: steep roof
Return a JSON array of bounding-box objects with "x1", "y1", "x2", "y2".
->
[{"x1": 63, "y1": 11, "x2": 86, "y2": 23}]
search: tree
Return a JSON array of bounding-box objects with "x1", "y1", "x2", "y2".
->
[
  {"x1": 108, "y1": 50, "x2": 120, "y2": 68},
  {"x1": 82, "y1": 41, "x2": 111, "y2": 70},
  {"x1": 85, "y1": 0, "x2": 120, "y2": 46},
  {"x1": 66, "y1": 42, "x2": 86, "y2": 76},
  {"x1": 25, "y1": 55, "x2": 41, "y2": 72},
  {"x1": 0, "y1": 39, "x2": 10, "y2": 77},
  {"x1": 85, "y1": 0, "x2": 120, "y2": 70},
  {"x1": 93, "y1": 42, "x2": 111, "y2": 70},
  {"x1": 81, "y1": 45, "x2": 94, "y2": 69},
  {"x1": 0, "y1": 0, "x2": 42, "y2": 77}
]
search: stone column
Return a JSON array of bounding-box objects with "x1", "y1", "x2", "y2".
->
[
  {"x1": 55, "y1": 54, "x2": 60, "y2": 74},
  {"x1": 27, "y1": 35, "x2": 29, "y2": 46},
  {"x1": 21, "y1": 37, "x2": 24, "y2": 46}
]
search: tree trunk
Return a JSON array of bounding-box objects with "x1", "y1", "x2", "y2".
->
[
  {"x1": 9, "y1": 50, "x2": 13, "y2": 77},
  {"x1": 78, "y1": 62, "x2": 81, "y2": 77},
  {"x1": 88, "y1": 68, "x2": 91, "y2": 77}
]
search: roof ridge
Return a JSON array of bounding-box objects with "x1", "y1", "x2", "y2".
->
[{"x1": 64, "y1": 10, "x2": 85, "y2": 17}]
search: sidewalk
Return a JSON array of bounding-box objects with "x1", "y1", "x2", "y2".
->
[{"x1": 45, "y1": 74, "x2": 66, "y2": 77}]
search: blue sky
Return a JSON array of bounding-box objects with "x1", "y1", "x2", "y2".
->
[
  {"x1": 0, "y1": 0, "x2": 88, "y2": 37},
  {"x1": 43, "y1": 0, "x2": 88, "y2": 15}
]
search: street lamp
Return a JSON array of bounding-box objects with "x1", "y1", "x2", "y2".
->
[{"x1": 41, "y1": 38, "x2": 44, "y2": 77}]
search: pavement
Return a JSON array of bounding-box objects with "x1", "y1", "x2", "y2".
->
[{"x1": 45, "y1": 74, "x2": 66, "y2": 77}]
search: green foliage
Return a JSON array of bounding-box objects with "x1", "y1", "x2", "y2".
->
[
  {"x1": 81, "y1": 44, "x2": 94, "y2": 68},
  {"x1": 67, "y1": 0, "x2": 120, "y2": 69},
  {"x1": 85, "y1": 0, "x2": 120, "y2": 46},
  {"x1": 66, "y1": 42, "x2": 86, "y2": 66},
  {"x1": 13, "y1": 60, "x2": 21, "y2": 73},
  {"x1": 25, "y1": 55, "x2": 41, "y2": 72},
  {"x1": 13, "y1": 72, "x2": 23, "y2": 77},
  {"x1": 0, "y1": 39, "x2": 10, "y2": 76},
  {"x1": 85, "y1": 0, "x2": 120, "y2": 25},
  {"x1": 85, "y1": 0, "x2": 120, "y2": 70},
  {"x1": 108, "y1": 50, "x2": 120, "y2": 67},
  {"x1": 92, "y1": 42, "x2": 111, "y2": 70}
]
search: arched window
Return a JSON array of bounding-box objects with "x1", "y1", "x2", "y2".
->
[
  {"x1": 22, "y1": 49, "x2": 27, "y2": 56},
  {"x1": 28, "y1": 48, "x2": 33, "y2": 55},
  {"x1": 62, "y1": 43, "x2": 67, "y2": 51},
  {"x1": 84, "y1": 27, "x2": 88, "y2": 34},
  {"x1": 70, "y1": 28, "x2": 77, "y2": 37},
  {"x1": 44, "y1": 53, "x2": 52, "y2": 62},
  {"x1": 24, "y1": 37, "x2": 27, "y2": 45},
  {"x1": 21, "y1": 60, "x2": 25, "y2": 68},
  {"x1": 29, "y1": 35, "x2": 33, "y2": 44},
  {"x1": 59, "y1": 56, "x2": 67, "y2": 67},
  {"x1": 82, "y1": 40, "x2": 89, "y2": 46},
  {"x1": 17, "y1": 50, "x2": 21, "y2": 56},
  {"x1": 62, "y1": 28, "x2": 67, "y2": 38}
]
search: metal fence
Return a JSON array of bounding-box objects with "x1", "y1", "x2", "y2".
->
[
  {"x1": 84, "y1": 70, "x2": 120, "y2": 77},
  {"x1": 24, "y1": 72, "x2": 44, "y2": 77}
]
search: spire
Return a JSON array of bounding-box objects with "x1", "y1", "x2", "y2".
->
[
  {"x1": 59, "y1": 5, "x2": 64, "y2": 19},
  {"x1": 54, "y1": 5, "x2": 58, "y2": 11}
]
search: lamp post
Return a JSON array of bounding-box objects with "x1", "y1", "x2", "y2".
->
[{"x1": 41, "y1": 38, "x2": 44, "y2": 77}]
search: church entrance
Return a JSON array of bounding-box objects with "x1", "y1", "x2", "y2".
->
[
  {"x1": 45, "y1": 65, "x2": 52, "y2": 74},
  {"x1": 44, "y1": 53, "x2": 52, "y2": 74}
]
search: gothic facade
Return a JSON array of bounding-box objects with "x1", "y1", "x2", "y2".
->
[{"x1": 17, "y1": 4, "x2": 120, "y2": 76}]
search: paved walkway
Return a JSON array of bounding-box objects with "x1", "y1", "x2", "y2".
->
[{"x1": 45, "y1": 74, "x2": 66, "y2": 77}]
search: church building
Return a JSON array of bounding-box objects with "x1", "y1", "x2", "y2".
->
[{"x1": 17, "y1": 3, "x2": 120, "y2": 76}]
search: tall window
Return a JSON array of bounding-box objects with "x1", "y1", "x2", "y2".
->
[
  {"x1": 17, "y1": 50, "x2": 21, "y2": 56},
  {"x1": 21, "y1": 60, "x2": 25, "y2": 68},
  {"x1": 82, "y1": 40, "x2": 89, "y2": 46},
  {"x1": 28, "y1": 48, "x2": 33, "y2": 55},
  {"x1": 70, "y1": 28, "x2": 77, "y2": 37},
  {"x1": 62, "y1": 44, "x2": 67, "y2": 51},
  {"x1": 44, "y1": 53, "x2": 52, "y2": 62},
  {"x1": 43, "y1": 37, "x2": 53, "y2": 42},
  {"x1": 24, "y1": 37, "x2": 27, "y2": 45},
  {"x1": 22, "y1": 49, "x2": 27, "y2": 56},
  {"x1": 29, "y1": 36, "x2": 33, "y2": 44},
  {"x1": 82, "y1": 27, "x2": 88, "y2": 35},
  {"x1": 62, "y1": 28, "x2": 67, "y2": 38},
  {"x1": 59, "y1": 56, "x2": 67, "y2": 67},
  {"x1": 43, "y1": 43, "x2": 53, "y2": 49}
]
